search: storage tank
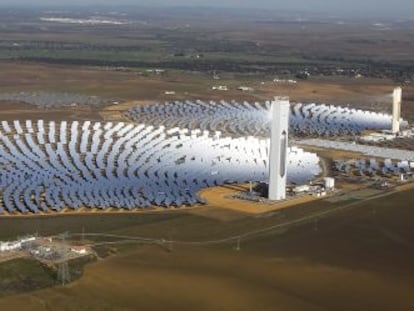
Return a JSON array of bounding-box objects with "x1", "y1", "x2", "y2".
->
[{"x1": 324, "y1": 177, "x2": 335, "y2": 190}]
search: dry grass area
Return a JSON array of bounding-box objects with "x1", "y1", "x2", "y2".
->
[
  {"x1": 0, "y1": 204, "x2": 203, "y2": 219},
  {"x1": 296, "y1": 145, "x2": 365, "y2": 160},
  {"x1": 1, "y1": 187, "x2": 414, "y2": 310},
  {"x1": 0, "y1": 62, "x2": 261, "y2": 103},
  {"x1": 260, "y1": 78, "x2": 414, "y2": 116},
  {"x1": 1, "y1": 62, "x2": 413, "y2": 123},
  {"x1": 2, "y1": 246, "x2": 412, "y2": 311},
  {"x1": 198, "y1": 184, "x2": 319, "y2": 216},
  {"x1": 98, "y1": 100, "x2": 152, "y2": 122},
  {"x1": 393, "y1": 181, "x2": 414, "y2": 192},
  {"x1": 0, "y1": 101, "x2": 101, "y2": 122}
]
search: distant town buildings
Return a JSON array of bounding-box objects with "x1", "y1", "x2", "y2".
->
[
  {"x1": 212, "y1": 85, "x2": 228, "y2": 91},
  {"x1": 273, "y1": 79, "x2": 297, "y2": 84},
  {"x1": 146, "y1": 69, "x2": 165, "y2": 75},
  {"x1": 70, "y1": 246, "x2": 88, "y2": 255},
  {"x1": 164, "y1": 91, "x2": 176, "y2": 95}
]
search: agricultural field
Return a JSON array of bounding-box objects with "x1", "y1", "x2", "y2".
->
[
  {"x1": 1, "y1": 7, "x2": 414, "y2": 122},
  {"x1": 0, "y1": 7, "x2": 413, "y2": 81},
  {"x1": 0, "y1": 186, "x2": 414, "y2": 310}
]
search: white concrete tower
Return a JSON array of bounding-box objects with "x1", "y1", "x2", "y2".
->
[
  {"x1": 268, "y1": 97, "x2": 290, "y2": 201},
  {"x1": 392, "y1": 87, "x2": 402, "y2": 134}
]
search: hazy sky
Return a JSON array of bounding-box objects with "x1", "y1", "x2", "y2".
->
[{"x1": 2, "y1": 0, "x2": 414, "y2": 17}]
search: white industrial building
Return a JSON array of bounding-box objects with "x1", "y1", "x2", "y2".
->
[
  {"x1": 268, "y1": 97, "x2": 290, "y2": 201},
  {"x1": 0, "y1": 236, "x2": 36, "y2": 252},
  {"x1": 292, "y1": 185, "x2": 311, "y2": 194},
  {"x1": 0, "y1": 241, "x2": 21, "y2": 252}
]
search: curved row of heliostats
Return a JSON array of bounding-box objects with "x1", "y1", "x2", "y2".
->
[
  {"x1": 0, "y1": 120, "x2": 321, "y2": 213},
  {"x1": 125, "y1": 100, "x2": 407, "y2": 137},
  {"x1": 334, "y1": 158, "x2": 412, "y2": 176}
]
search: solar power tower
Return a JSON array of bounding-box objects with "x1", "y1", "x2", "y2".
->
[
  {"x1": 392, "y1": 87, "x2": 402, "y2": 134},
  {"x1": 268, "y1": 97, "x2": 290, "y2": 201}
]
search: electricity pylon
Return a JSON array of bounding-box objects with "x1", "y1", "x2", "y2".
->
[{"x1": 56, "y1": 232, "x2": 71, "y2": 286}]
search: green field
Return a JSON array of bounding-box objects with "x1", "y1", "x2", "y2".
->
[{"x1": 0, "y1": 259, "x2": 55, "y2": 296}]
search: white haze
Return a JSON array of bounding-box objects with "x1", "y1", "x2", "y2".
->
[{"x1": 1, "y1": 0, "x2": 414, "y2": 18}]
